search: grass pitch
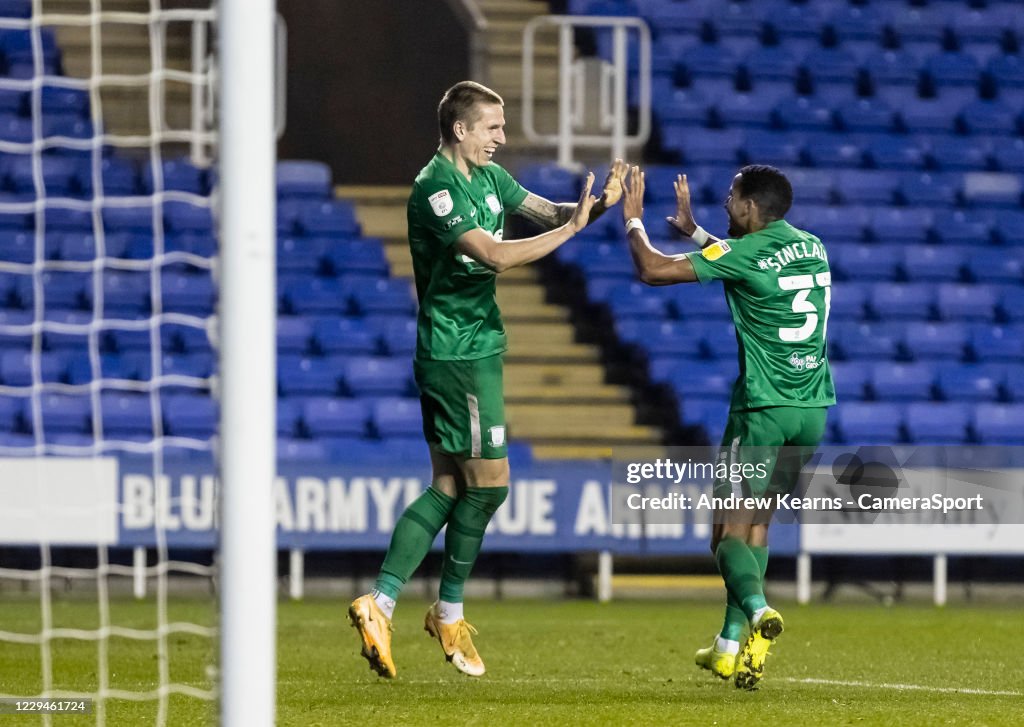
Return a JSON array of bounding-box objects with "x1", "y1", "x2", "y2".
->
[{"x1": 1, "y1": 594, "x2": 1020, "y2": 725}]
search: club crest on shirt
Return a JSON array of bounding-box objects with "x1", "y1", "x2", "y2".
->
[
  {"x1": 485, "y1": 194, "x2": 502, "y2": 214},
  {"x1": 488, "y1": 425, "x2": 506, "y2": 447},
  {"x1": 701, "y1": 240, "x2": 731, "y2": 261},
  {"x1": 428, "y1": 189, "x2": 453, "y2": 216}
]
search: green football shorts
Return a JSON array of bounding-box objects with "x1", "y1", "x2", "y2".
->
[
  {"x1": 713, "y1": 406, "x2": 829, "y2": 499},
  {"x1": 413, "y1": 354, "x2": 507, "y2": 460}
]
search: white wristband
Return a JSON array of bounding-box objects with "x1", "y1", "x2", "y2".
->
[
  {"x1": 625, "y1": 217, "x2": 645, "y2": 234},
  {"x1": 691, "y1": 225, "x2": 710, "y2": 247}
]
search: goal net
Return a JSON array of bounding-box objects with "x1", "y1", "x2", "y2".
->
[{"x1": 0, "y1": 1, "x2": 224, "y2": 724}]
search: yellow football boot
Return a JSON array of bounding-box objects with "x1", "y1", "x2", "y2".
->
[
  {"x1": 423, "y1": 602, "x2": 486, "y2": 676},
  {"x1": 695, "y1": 636, "x2": 738, "y2": 679},
  {"x1": 348, "y1": 594, "x2": 396, "y2": 678},
  {"x1": 735, "y1": 608, "x2": 784, "y2": 691}
]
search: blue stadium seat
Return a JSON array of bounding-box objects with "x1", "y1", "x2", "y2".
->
[
  {"x1": 0, "y1": 229, "x2": 32, "y2": 264},
  {"x1": 342, "y1": 356, "x2": 412, "y2": 397},
  {"x1": 804, "y1": 47, "x2": 860, "y2": 95},
  {"x1": 163, "y1": 201, "x2": 213, "y2": 235},
  {"x1": 999, "y1": 286, "x2": 1024, "y2": 322},
  {"x1": 618, "y1": 319, "x2": 699, "y2": 359},
  {"x1": 161, "y1": 271, "x2": 215, "y2": 315},
  {"x1": 868, "y1": 207, "x2": 932, "y2": 244},
  {"x1": 295, "y1": 200, "x2": 360, "y2": 237},
  {"x1": 100, "y1": 392, "x2": 153, "y2": 437},
  {"x1": 600, "y1": 282, "x2": 670, "y2": 320},
  {"x1": 277, "y1": 316, "x2": 312, "y2": 354},
  {"x1": 663, "y1": 360, "x2": 738, "y2": 399},
  {"x1": 742, "y1": 131, "x2": 802, "y2": 167},
  {"x1": 573, "y1": 240, "x2": 634, "y2": 276},
  {"x1": 901, "y1": 244, "x2": 967, "y2": 282},
  {"x1": 163, "y1": 393, "x2": 217, "y2": 438},
  {"x1": 769, "y1": 2, "x2": 825, "y2": 43},
  {"x1": 973, "y1": 404, "x2": 1024, "y2": 444},
  {"x1": 1, "y1": 349, "x2": 62, "y2": 385},
  {"x1": 829, "y1": 361, "x2": 869, "y2": 400},
  {"x1": 141, "y1": 158, "x2": 208, "y2": 194},
  {"x1": 830, "y1": 244, "x2": 900, "y2": 282},
  {"x1": 277, "y1": 438, "x2": 329, "y2": 463},
  {"x1": 784, "y1": 168, "x2": 834, "y2": 205},
  {"x1": 277, "y1": 398, "x2": 302, "y2": 437},
  {"x1": 164, "y1": 233, "x2": 211, "y2": 259},
  {"x1": 277, "y1": 236, "x2": 325, "y2": 275},
  {"x1": 103, "y1": 205, "x2": 154, "y2": 234},
  {"x1": 679, "y1": 44, "x2": 740, "y2": 87},
  {"x1": 102, "y1": 270, "x2": 150, "y2": 317},
  {"x1": 987, "y1": 54, "x2": 1024, "y2": 93},
  {"x1": 931, "y1": 209, "x2": 991, "y2": 246},
  {"x1": 905, "y1": 403, "x2": 970, "y2": 444},
  {"x1": 324, "y1": 239, "x2": 389, "y2": 276},
  {"x1": 744, "y1": 46, "x2": 800, "y2": 84},
  {"x1": 715, "y1": 92, "x2": 779, "y2": 129},
  {"x1": 162, "y1": 322, "x2": 211, "y2": 353},
  {"x1": 346, "y1": 277, "x2": 415, "y2": 317},
  {"x1": 282, "y1": 277, "x2": 346, "y2": 315},
  {"x1": 371, "y1": 397, "x2": 423, "y2": 439},
  {"x1": 774, "y1": 96, "x2": 835, "y2": 132},
  {"x1": 160, "y1": 352, "x2": 214, "y2": 379},
  {"x1": 895, "y1": 97, "x2": 959, "y2": 135},
  {"x1": 39, "y1": 392, "x2": 91, "y2": 433},
  {"x1": 827, "y1": 280, "x2": 868, "y2": 319},
  {"x1": 302, "y1": 397, "x2": 369, "y2": 438},
  {"x1": 278, "y1": 355, "x2": 342, "y2": 396},
  {"x1": 835, "y1": 170, "x2": 897, "y2": 205},
  {"x1": 664, "y1": 127, "x2": 743, "y2": 166},
  {"x1": 936, "y1": 362, "x2": 1003, "y2": 402},
  {"x1": 869, "y1": 282, "x2": 934, "y2": 319},
  {"x1": 1005, "y1": 366, "x2": 1024, "y2": 402},
  {"x1": 77, "y1": 157, "x2": 138, "y2": 196},
  {"x1": 797, "y1": 205, "x2": 869, "y2": 243},
  {"x1": 926, "y1": 135, "x2": 990, "y2": 171},
  {"x1": 897, "y1": 171, "x2": 960, "y2": 206},
  {"x1": 0, "y1": 114, "x2": 31, "y2": 143},
  {"x1": 41, "y1": 270, "x2": 91, "y2": 310},
  {"x1": 836, "y1": 98, "x2": 896, "y2": 133},
  {"x1": 963, "y1": 172, "x2": 1021, "y2": 209},
  {"x1": 654, "y1": 86, "x2": 718, "y2": 126},
  {"x1": 925, "y1": 51, "x2": 981, "y2": 89},
  {"x1": 868, "y1": 361, "x2": 936, "y2": 401},
  {"x1": 970, "y1": 324, "x2": 1024, "y2": 361},
  {"x1": 960, "y1": 99, "x2": 1018, "y2": 136},
  {"x1": 904, "y1": 322, "x2": 969, "y2": 360},
  {"x1": 802, "y1": 133, "x2": 864, "y2": 167},
  {"x1": 0, "y1": 394, "x2": 24, "y2": 429},
  {"x1": 865, "y1": 50, "x2": 921, "y2": 104},
  {"x1": 379, "y1": 317, "x2": 417, "y2": 356},
  {"x1": 866, "y1": 136, "x2": 927, "y2": 171},
  {"x1": 678, "y1": 395, "x2": 729, "y2": 437},
  {"x1": 835, "y1": 402, "x2": 904, "y2": 444},
  {"x1": 310, "y1": 316, "x2": 379, "y2": 356},
  {"x1": 993, "y1": 210, "x2": 1024, "y2": 245},
  {"x1": 831, "y1": 321, "x2": 906, "y2": 360},
  {"x1": 515, "y1": 163, "x2": 580, "y2": 200},
  {"x1": 7, "y1": 155, "x2": 78, "y2": 195},
  {"x1": 276, "y1": 160, "x2": 331, "y2": 198},
  {"x1": 936, "y1": 283, "x2": 998, "y2": 321},
  {"x1": 667, "y1": 280, "x2": 731, "y2": 320}
]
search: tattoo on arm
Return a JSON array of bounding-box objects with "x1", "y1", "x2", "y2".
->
[{"x1": 514, "y1": 193, "x2": 572, "y2": 229}]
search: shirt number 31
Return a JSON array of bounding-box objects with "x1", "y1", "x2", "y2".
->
[{"x1": 778, "y1": 272, "x2": 832, "y2": 342}]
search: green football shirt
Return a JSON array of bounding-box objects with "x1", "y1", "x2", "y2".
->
[
  {"x1": 687, "y1": 219, "x2": 836, "y2": 411},
  {"x1": 407, "y1": 152, "x2": 529, "y2": 361}
]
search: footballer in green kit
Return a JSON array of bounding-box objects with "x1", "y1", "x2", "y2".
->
[
  {"x1": 621, "y1": 164, "x2": 835, "y2": 690},
  {"x1": 348, "y1": 80, "x2": 627, "y2": 679}
]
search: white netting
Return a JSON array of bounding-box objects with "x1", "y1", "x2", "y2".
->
[{"x1": 0, "y1": 1, "x2": 218, "y2": 724}]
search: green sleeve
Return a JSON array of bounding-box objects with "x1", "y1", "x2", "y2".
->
[
  {"x1": 414, "y1": 179, "x2": 479, "y2": 247},
  {"x1": 686, "y1": 239, "x2": 748, "y2": 283},
  {"x1": 489, "y1": 163, "x2": 529, "y2": 212}
]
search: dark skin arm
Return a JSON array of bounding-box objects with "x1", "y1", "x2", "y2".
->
[{"x1": 622, "y1": 165, "x2": 699, "y2": 285}]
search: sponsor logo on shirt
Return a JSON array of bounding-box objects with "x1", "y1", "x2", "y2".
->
[
  {"x1": 701, "y1": 240, "x2": 731, "y2": 261},
  {"x1": 428, "y1": 189, "x2": 453, "y2": 216},
  {"x1": 488, "y1": 425, "x2": 506, "y2": 447},
  {"x1": 485, "y1": 194, "x2": 502, "y2": 214},
  {"x1": 788, "y1": 353, "x2": 821, "y2": 370},
  {"x1": 444, "y1": 215, "x2": 464, "y2": 230}
]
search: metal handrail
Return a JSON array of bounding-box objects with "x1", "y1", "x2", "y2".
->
[{"x1": 522, "y1": 15, "x2": 651, "y2": 167}]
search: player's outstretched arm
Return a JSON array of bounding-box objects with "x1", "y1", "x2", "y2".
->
[
  {"x1": 513, "y1": 158, "x2": 628, "y2": 229},
  {"x1": 455, "y1": 173, "x2": 597, "y2": 273},
  {"x1": 623, "y1": 165, "x2": 698, "y2": 285},
  {"x1": 666, "y1": 173, "x2": 724, "y2": 249}
]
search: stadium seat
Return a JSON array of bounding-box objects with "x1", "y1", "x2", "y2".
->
[
  {"x1": 963, "y1": 172, "x2": 1021, "y2": 209},
  {"x1": 619, "y1": 319, "x2": 700, "y2": 359},
  {"x1": 715, "y1": 92, "x2": 778, "y2": 129},
  {"x1": 664, "y1": 127, "x2": 744, "y2": 166},
  {"x1": 102, "y1": 205, "x2": 154, "y2": 234},
  {"x1": 295, "y1": 199, "x2": 360, "y2": 237},
  {"x1": 868, "y1": 362, "x2": 936, "y2": 401},
  {"x1": 515, "y1": 163, "x2": 580, "y2": 200},
  {"x1": 164, "y1": 201, "x2": 213, "y2": 235},
  {"x1": 371, "y1": 397, "x2": 423, "y2": 439},
  {"x1": 931, "y1": 210, "x2": 991, "y2": 246},
  {"x1": 742, "y1": 131, "x2": 802, "y2": 167},
  {"x1": 774, "y1": 96, "x2": 835, "y2": 132},
  {"x1": 803, "y1": 133, "x2": 866, "y2": 168},
  {"x1": 7, "y1": 155, "x2": 78, "y2": 195},
  {"x1": 0, "y1": 393, "x2": 24, "y2": 429},
  {"x1": 901, "y1": 244, "x2": 967, "y2": 282},
  {"x1": 277, "y1": 355, "x2": 342, "y2": 397},
  {"x1": 1004, "y1": 366, "x2": 1024, "y2": 402},
  {"x1": 936, "y1": 283, "x2": 998, "y2": 321},
  {"x1": 141, "y1": 158, "x2": 208, "y2": 194},
  {"x1": 999, "y1": 286, "x2": 1024, "y2": 322},
  {"x1": 869, "y1": 283, "x2": 934, "y2": 320},
  {"x1": 282, "y1": 277, "x2": 346, "y2": 315},
  {"x1": 1, "y1": 349, "x2": 62, "y2": 385},
  {"x1": 987, "y1": 54, "x2": 1024, "y2": 92},
  {"x1": 161, "y1": 271, "x2": 215, "y2": 315},
  {"x1": 827, "y1": 280, "x2": 868, "y2": 319},
  {"x1": 379, "y1": 317, "x2": 417, "y2": 356},
  {"x1": 835, "y1": 402, "x2": 904, "y2": 444},
  {"x1": 678, "y1": 396, "x2": 729, "y2": 439},
  {"x1": 830, "y1": 321, "x2": 905, "y2": 360},
  {"x1": 160, "y1": 352, "x2": 214, "y2": 379},
  {"x1": 904, "y1": 323, "x2": 969, "y2": 360},
  {"x1": 100, "y1": 392, "x2": 153, "y2": 436},
  {"x1": 667, "y1": 281, "x2": 731, "y2": 320},
  {"x1": 869, "y1": 207, "x2": 933, "y2": 244},
  {"x1": 0, "y1": 230, "x2": 32, "y2": 264},
  {"x1": 866, "y1": 136, "x2": 927, "y2": 171},
  {"x1": 679, "y1": 44, "x2": 740, "y2": 87},
  {"x1": 660, "y1": 360, "x2": 738, "y2": 399},
  {"x1": 830, "y1": 244, "x2": 900, "y2": 282},
  {"x1": 836, "y1": 98, "x2": 896, "y2": 134},
  {"x1": 897, "y1": 172, "x2": 960, "y2": 207},
  {"x1": 973, "y1": 404, "x2": 1024, "y2": 444},
  {"x1": 935, "y1": 362, "x2": 1003, "y2": 402},
  {"x1": 654, "y1": 87, "x2": 718, "y2": 126},
  {"x1": 311, "y1": 316, "x2": 379, "y2": 356},
  {"x1": 865, "y1": 50, "x2": 921, "y2": 104},
  {"x1": 960, "y1": 99, "x2": 1018, "y2": 136},
  {"x1": 925, "y1": 51, "x2": 981, "y2": 89},
  {"x1": 905, "y1": 403, "x2": 971, "y2": 444},
  {"x1": 39, "y1": 392, "x2": 91, "y2": 433},
  {"x1": 835, "y1": 170, "x2": 897, "y2": 206},
  {"x1": 277, "y1": 236, "x2": 326, "y2": 276},
  {"x1": 601, "y1": 282, "x2": 671, "y2": 320},
  {"x1": 797, "y1": 206, "x2": 869, "y2": 244},
  {"x1": 163, "y1": 393, "x2": 217, "y2": 438},
  {"x1": 277, "y1": 316, "x2": 313, "y2": 355},
  {"x1": 993, "y1": 210, "x2": 1024, "y2": 245},
  {"x1": 784, "y1": 168, "x2": 834, "y2": 205},
  {"x1": 302, "y1": 397, "x2": 369, "y2": 438},
  {"x1": 277, "y1": 438, "x2": 329, "y2": 463},
  {"x1": 323, "y1": 239, "x2": 389, "y2": 276},
  {"x1": 342, "y1": 356, "x2": 413, "y2": 397},
  {"x1": 927, "y1": 136, "x2": 990, "y2": 171},
  {"x1": 895, "y1": 97, "x2": 959, "y2": 135},
  {"x1": 346, "y1": 277, "x2": 415, "y2": 317},
  {"x1": 970, "y1": 325, "x2": 1024, "y2": 361},
  {"x1": 277, "y1": 398, "x2": 302, "y2": 437},
  {"x1": 828, "y1": 361, "x2": 869, "y2": 400},
  {"x1": 743, "y1": 46, "x2": 800, "y2": 84},
  {"x1": 276, "y1": 160, "x2": 332, "y2": 198}
]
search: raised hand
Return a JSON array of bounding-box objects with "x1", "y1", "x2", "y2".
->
[
  {"x1": 599, "y1": 158, "x2": 629, "y2": 207},
  {"x1": 570, "y1": 172, "x2": 598, "y2": 232},
  {"x1": 622, "y1": 165, "x2": 644, "y2": 222},
  {"x1": 666, "y1": 173, "x2": 698, "y2": 237}
]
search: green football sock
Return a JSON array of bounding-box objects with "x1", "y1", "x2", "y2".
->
[
  {"x1": 374, "y1": 486, "x2": 456, "y2": 601},
  {"x1": 439, "y1": 486, "x2": 509, "y2": 603},
  {"x1": 715, "y1": 536, "x2": 768, "y2": 622},
  {"x1": 719, "y1": 544, "x2": 770, "y2": 640}
]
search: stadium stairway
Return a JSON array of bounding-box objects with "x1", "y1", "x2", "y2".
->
[
  {"x1": 335, "y1": 183, "x2": 666, "y2": 460},
  {"x1": 49, "y1": 0, "x2": 201, "y2": 139}
]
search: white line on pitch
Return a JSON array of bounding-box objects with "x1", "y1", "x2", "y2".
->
[{"x1": 779, "y1": 677, "x2": 1020, "y2": 697}]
